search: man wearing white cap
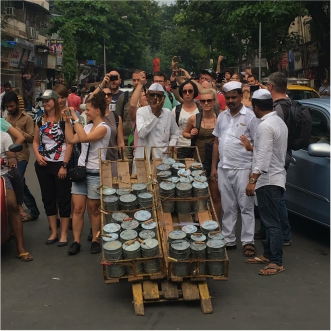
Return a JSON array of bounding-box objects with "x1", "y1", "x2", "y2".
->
[
  {"x1": 243, "y1": 89, "x2": 288, "y2": 276},
  {"x1": 135, "y1": 83, "x2": 180, "y2": 160},
  {"x1": 211, "y1": 81, "x2": 259, "y2": 255}
]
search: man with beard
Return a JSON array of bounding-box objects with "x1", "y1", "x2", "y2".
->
[
  {"x1": 211, "y1": 81, "x2": 259, "y2": 256},
  {"x1": 104, "y1": 70, "x2": 123, "y2": 112},
  {"x1": 4, "y1": 91, "x2": 40, "y2": 221},
  {"x1": 135, "y1": 83, "x2": 180, "y2": 160}
]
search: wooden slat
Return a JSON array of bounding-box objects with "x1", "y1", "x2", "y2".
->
[
  {"x1": 132, "y1": 283, "x2": 145, "y2": 316},
  {"x1": 163, "y1": 212, "x2": 174, "y2": 239},
  {"x1": 181, "y1": 280, "x2": 200, "y2": 301},
  {"x1": 142, "y1": 280, "x2": 160, "y2": 300},
  {"x1": 117, "y1": 161, "x2": 131, "y2": 188},
  {"x1": 184, "y1": 158, "x2": 195, "y2": 169},
  {"x1": 198, "y1": 282, "x2": 213, "y2": 314},
  {"x1": 197, "y1": 210, "x2": 213, "y2": 228},
  {"x1": 101, "y1": 162, "x2": 113, "y2": 188},
  {"x1": 152, "y1": 159, "x2": 162, "y2": 176},
  {"x1": 127, "y1": 276, "x2": 144, "y2": 282},
  {"x1": 136, "y1": 159, "x2": 148, "y2": 183},
  {"x1": 177, "y1": 213, "x2": 193, "y2": 224},
  {"x1": 161, "y1": 280, "x2": 179, "y2": 299}
]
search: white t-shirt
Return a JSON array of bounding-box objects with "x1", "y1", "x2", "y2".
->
[
  {"x1": 171, "y1": 105, "x2": 199, "y2": 147},
  {"x1": 0, "y1": 132, "x2": 13, "y2": 175},
  {"x1": 78, "y1": 122, "x2": 111, "y2": 170}
]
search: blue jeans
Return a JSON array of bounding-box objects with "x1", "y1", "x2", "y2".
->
[
  {"x1": 17, "y1": 160, "x2": 40, "y2": 217},
  {"x1": 256, "y1": 185, "x2": 287, "y2": 266}
]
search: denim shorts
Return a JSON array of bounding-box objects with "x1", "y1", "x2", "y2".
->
[{"x1": 71, "y1": 170, "x2": 100, "y2": 200}]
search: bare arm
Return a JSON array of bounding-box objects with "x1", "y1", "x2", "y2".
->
[
  {"x1": 7, "y1": 125, "x2": 24, "y2": 144},
  {"x1": 216, "y1": 55, "x2": 224, "y2": 73},
  {"x1": 32, "y1": 124, "x2": 47, "y2": 166},
  {"x1": 116, "y1": 116, "x2": 125, "y2": 147},
  {"x1": 182, "y1": 115, "x2": 197, "y2": 139}
]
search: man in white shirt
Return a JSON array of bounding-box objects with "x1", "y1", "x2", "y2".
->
[
  {"x1": 244, "y1": 89, "x2": 288, "y2": 276},
  {"x1": 318, "y1": 79, "x2": 330, "y2": 98},
  {"x1": 211, "y1": 81, "x2": 260, "y2": 255},
  {"x1": 135, "y1": 83, "x2": 180, "y2": 161}
]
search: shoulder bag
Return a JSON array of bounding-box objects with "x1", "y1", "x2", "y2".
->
[{"x1": 68, "y1": 143, "x2": 90, "y2": 182}]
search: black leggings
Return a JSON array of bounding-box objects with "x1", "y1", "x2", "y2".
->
[
  {"x1": 34, "y1": 161, "x2": 71, "y2": 217},
  {"x1": 7, "y1": 168, "x2": 24, "y2": 205}
]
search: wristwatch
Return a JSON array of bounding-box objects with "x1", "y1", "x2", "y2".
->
[
  {"x1": 249, "y1": 178, "x2": 257, "y2": 184},
  {"x1": 98, "y1": 84, "x2": 104, "y2": 91},
  {"x1": 73, "y1": 117, "x2": 82, "y2": 125},
  {"x1": 62, "y1": 161, "x2": 68, "y2": 169}
]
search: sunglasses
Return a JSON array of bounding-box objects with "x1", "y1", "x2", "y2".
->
[
  {"x1": 105, "y1": 93, "x2": 112, "y2": 97},
  {"x1": 148, "y1": 93, "x2": 164, "y2": 98},
  {"x1": 199, "y1": 99, "x2": 215, "y2": 104},
  {"x1": 182, "y1": 89, "x2": 194, "y2": 94}
]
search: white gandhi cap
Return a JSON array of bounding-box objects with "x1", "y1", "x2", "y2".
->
[
  {"x1": 252, "y1": 89, "x2": 272, "y2": 100},
  {"x1": 222, "y1": 81, "x2": 242, "y2": 92},
  {"x1": 148, "y1": 83, "x2": 164, "y2": 92}
]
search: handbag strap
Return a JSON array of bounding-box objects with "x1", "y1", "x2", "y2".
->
[{"x1": 84, "y1": 143, "x2": 91, "y2": 165}]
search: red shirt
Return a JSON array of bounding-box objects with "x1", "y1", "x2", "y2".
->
[
  {"x1": 196, "y1": 92, "x2": 226, "y2": 111},
  {"x1": 67, "y1": 93, "x2": 81, "y2": 111}
]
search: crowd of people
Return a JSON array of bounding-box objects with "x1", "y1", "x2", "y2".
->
[{"x1": 2, "y1": 55, "x2": 324, "y2": 276}]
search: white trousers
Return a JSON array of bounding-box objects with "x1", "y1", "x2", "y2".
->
[{"x1": 218, "y1": 168, "x2": 255, "y2": 246}]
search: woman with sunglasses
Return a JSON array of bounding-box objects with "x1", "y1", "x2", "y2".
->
[
  {"x1": 182, "y1": 88, "x2": 222, "y2": 221},
  {"x1": 32, "y1": 90, "x2": 73, "y2": 246},
  {"x1": 65, "y1": 91, "x2": 111, "y2": 255},
  {"x1": 172, "y1": 80, "x2": 200, "y2": 159}
]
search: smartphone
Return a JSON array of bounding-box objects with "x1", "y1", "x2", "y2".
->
[
  {"x1": 179, "y1": 70, "x2": 186, "y2": 77},
  {"x1": 66, "y1": 109, "x2": 71, "y2": 117},
  {"x1": 173, "y1": 56, "x2": 181, "y2": 63},
  {"x1": 217, "y1": 72, "x2": 225, "y2": 83},
  {"x1": 249, "y1": 85, "x2": 260, "y2": 93},
  {"x1": 110, "y1": 75, "x2": 118, "y2": 81}
]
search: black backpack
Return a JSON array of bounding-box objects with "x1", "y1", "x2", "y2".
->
[
  {"x1": 175, "y1": 101, "x2": 203, "y2": 125},
  {"x1": 191, "y1": 112, "x2": 203, "y2": 147},
  {"x1": 277, "y1": 99, "x2": 312, "y2": 151}
]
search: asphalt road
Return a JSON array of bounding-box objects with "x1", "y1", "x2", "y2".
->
[{"x1": 1, "y1": 148, "x2": 330, "y2": 330}]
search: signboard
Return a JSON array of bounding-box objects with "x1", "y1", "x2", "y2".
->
[
  {"x1": 20, "y1": 49, "x2": 30, "y2": 68},
  {"x1": 47, "y1": 54, "x2": 56, "y2": 69},
  {"x1": 50, "y1": 39, "x2": 63, "y2": 66},
  {"x1": 294, "y1": 51, "x2": 302, "y2": 70},
  {"x1": 87, "y1": 60, "x2": 96, "y2": 65},
  {"x1": 9, "y1": 47, "x2": 24, "y2": 67}
]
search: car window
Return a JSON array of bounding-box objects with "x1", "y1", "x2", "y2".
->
[
  {"x1": 287, "y1": 90, "x2": 319, "y2": 100},
  {"x1": 308, "y1": 107, "x2": 330, "y2": 145}
]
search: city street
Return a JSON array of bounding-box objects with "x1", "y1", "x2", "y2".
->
[{"x1": 1, "y1": 149, "x2": 330, "y2": 330}]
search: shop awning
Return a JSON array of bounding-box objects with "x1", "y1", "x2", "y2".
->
[{"x1": 1, "y1": 40, "x2": 15, "y2": 49}]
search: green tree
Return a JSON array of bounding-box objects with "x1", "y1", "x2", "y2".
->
[{"x1": 61, "y1": 23, "x2": 77, "y2": 86}]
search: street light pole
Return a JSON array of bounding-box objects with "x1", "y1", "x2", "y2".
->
[
  {"x1": 258, "y1": 0, "x2": 261, "y2": 81},
  {"x1": 103, "y1": 38, "x2": 106, "y2": 76}
]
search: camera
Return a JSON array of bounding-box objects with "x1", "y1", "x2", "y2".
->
[
  {"x1": 110, "y1": 75, "x2": 118, "y2": 81},
  {"x1": 249, "y1": 85, "x2": 260, "y2": 93},
  {"x1": 145, "y1": 73, "x2": 153, "y2": 80},
  {"x1": 173, "y1": 56, "x2": 181, "y2": 63},
  {"x1": 216, "y1": 72, "x2": 225, "y2": 83}
]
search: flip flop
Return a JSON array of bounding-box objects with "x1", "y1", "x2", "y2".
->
[
  {"x1": 17, "y1": 252, "x2": 33, "y2": 262},
  {"x1": 244, "y1": 244, "x2": 256, "y2": 257},
  {"x1": 245, "y1": 256, "x2": 269, "y2": 264},
  {"x1": 259, "y1": 265, "x2": 285, "y2": 276}
]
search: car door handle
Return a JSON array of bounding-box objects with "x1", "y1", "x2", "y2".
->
[{"x1": 290, "y1": 157, "x2": 296, "y2": 167}]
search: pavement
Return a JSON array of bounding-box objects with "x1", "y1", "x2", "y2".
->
[{"x1": 1, "y1": 149, "x2": 330, "y2": 330}]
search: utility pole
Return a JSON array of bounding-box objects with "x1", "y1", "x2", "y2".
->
[{"x1": 103, "y1": 39, "x2": 106, "y2": 77}]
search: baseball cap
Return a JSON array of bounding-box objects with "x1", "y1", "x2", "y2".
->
[
  {"x1": 200, "y1": 69, "x2": 217, "y2": 80},
  {"x1": 36, "y1": 89, "x2": 58, "y2": 101}
]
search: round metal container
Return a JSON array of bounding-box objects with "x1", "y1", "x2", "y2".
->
[
  {"x1": 201, "y1": 220, "x2": 219, "y2": 234},
  {"x1": 206, "y1": 239, "x2": 226, "y2": 259},
  {"x1": 103, "y1": 240, "x2": 122, "y2": 261},
  {"x1": 170, "y1": 240, "x2": 191, "y2": 260},
  {"x1": 134, "y1": 210, "x2": 151, "y2": 223},
  {"x1": 140, "y1": 239, "x2": 159, "y2": 257},
  {"x1": 177, "y1": 169, "x2": 191, "y2": 178},
  {"x1": 103, "y1": 223, "x2": 121, "y2": 235},
  {"x1": 182, "y1": 224, "x2": 198, "y2": 237},
  {"x1": 119, "y1": 194, "x2": 137, "y2": 211},
  {"x1": 141, "y1": 221, "x2": 156, "y2": 233},
  {"x1": 157, "y1": 170, "x2": 172, "y2": 183},
  {"x1": 102, "y1": 233, "x2": 119, "y2": 244},
  {"x1": 121, "y1": 219, "x2": 139, "y2": 231},
  {"x1": 190, "y1": 162, "x2": 203, "y2": 171},
  {"x1": 162, "y1": 157, "x2": 176, "y2": 165},
  {"x1": 159, "y1": 181, "x2": 175, "y2": 213},
  {"x1": 179, "y1": 176, "x2": 194, "y2": 183},
  {"x1": 194, "y1": 175, "x2": 207, "y2": 183},
  {"x1": 190, "y1": 242, "x2": 207, "y2": 275},
  {"x1": 175, "y1": 182, "x2": 192, "y2": 214},
  {"x1": 170, "y1": 240, "x2": 191, "y2": 277},
  {"x1": 169, "y1": 176, "x2": 180, "y2": 184},
  {"x1": 119, "y1": 229, "x2": 138, "y2": 243},
  {"x1": 126, "y1": 262, "x2": 143, "y2": 276},
  {"x1": 208, "y1": 232, "x2": 225, "y2": 241},
  {"x1": 132, "y1": 183, "x2": 147, "y2": 196},
  {"x1": 156, "y1": 163, "x2": 171, "y2": 172},
  {"x1": 111, "y1": 212, "x2": 130, "y2": 224},
  {"x1": 103, "y1": 187, "x2": 117, "y2": 196},
  {"x1": 139, "y1": 230, "x2": 156, "y2": 240},
  {"x1": 171, "y1": 162, "x2": 185, "y2": 176},
  {"x1": 117, "y1": 187, "x2": 132, "y2": 196},
  {"x1": 122, "y1": 240, "x2": 141, "y2": 259},
  {"x1": 137, "y1": 192, "x2": 153, "y2": 210},
  {"x1": 168, "y1": 230, "x2": 186, "y2": 242},
  {"x1": 191, "y1": 233, "x2": 207, "y2": 243},
  {"x1": 103, "y1": 195, "x2": 119, "y2": 211},
  {"x1": 207, "y1": 261, "x2": 225, "y2": 276},
  {"x1": 191, "y1": 169, "x2": 204, "y2": 178},
  {"x1": 192, "y1": 181, "x2": 209, "y2": 212},
  {"x1": 106, "y1": 264, "x2": 126, "y2": 277}
]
